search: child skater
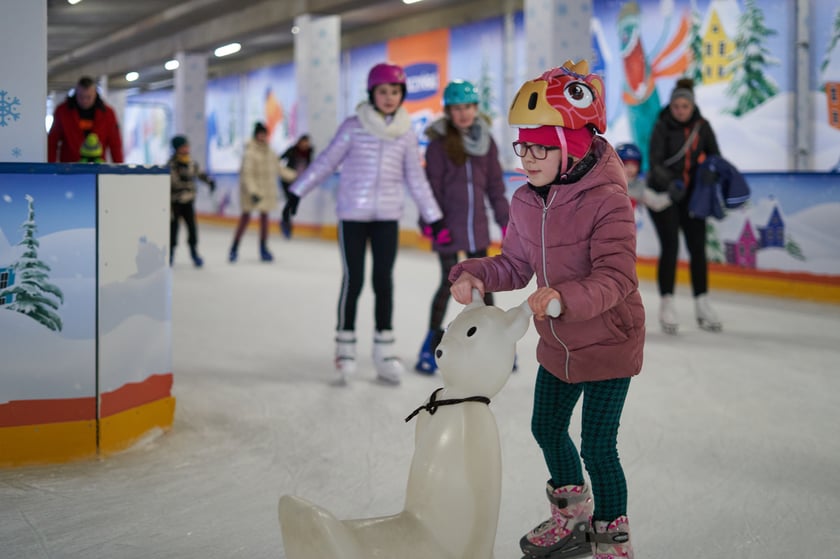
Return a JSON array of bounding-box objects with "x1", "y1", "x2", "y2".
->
[
  {"x1": 414, "y1": 79, "x2": 510, "y2": 374},
  {"x1": 615, "y1": 142, "x2": 671, "y2": 212},
  {"x1": 168, "y1": 134, "x2": 215, "y2": 268},
  {"x1": 282, "y1": 62, "x2": 449, "y2": 385},
  {"x1": 449, "y1": 61, "x2": 644, "y2": 559}
]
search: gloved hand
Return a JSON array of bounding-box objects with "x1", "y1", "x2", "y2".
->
[
  {"x1": 207, "y1": 179, "x2": 216, "y2": 193},
  {"x1": 282, "y1": 192, "x2": 300, "y2": 223},
  {"x1": 250, "y1": 193, "x2": 262, "y2": 206},
  {"x1": 641, "y1": 187, "x2": 672, "y2": 212},
  {"x1": 501, "y1": 225, "x2": 508, "y2": 239},
  {"x1": 429, "y1": 219, "x2": 452, "y2": 246},
  {"x1": 668, "y1": 179, "x2": 687, "y2": 203},
  {"x1": 698, "y1": 167, "x2": 719, "y2": 185}
]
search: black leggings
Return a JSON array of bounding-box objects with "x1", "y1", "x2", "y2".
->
[
  {"x1": 428, "y1": 250, "x2": 492, "y2": 331},
  {"x1": 336, "y1": 220, "x2": 399, "y2": 332},
  {"x1": 648, "y1": 199, "x2": 708, "y2": 297}
]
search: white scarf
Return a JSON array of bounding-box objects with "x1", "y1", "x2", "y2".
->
[{"x1": 356, "y1": 102, "x2": 412, "y2": 140}]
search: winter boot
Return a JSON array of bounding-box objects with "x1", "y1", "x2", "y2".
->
[
  {"x1": 590, "y1": 516, "x2": 633, "y2": 559},
  {"x1": 414, "y1": 329, "x2": 443, "y2": 374},
  {"x1": 169, "y1": 247, "x2": 175, "y2": 266},
  {"x1": 260, "y1": 243, "x2": 274, "y2": 262},
  {"x1": 695, "y1": 293, "x2": 722, "y2": 332},
  {"x1": 373, "y1": 330, "x2": 405, "y2": 385},
  {"x1": 228, "y1": 245, "x2": 238, "y2": 263},
  {"x1": 189, "y1": 246, "x2": 204, "y2": 268},
  {"x1": 520, "y1": 482, "x2": 593, "y2": 558},
  {"x1": 334, "y1": 331, "x2": 357, "y2": 382},
  {"x1": 659, "y1": 294, "x2": 678, "y2": 335}
]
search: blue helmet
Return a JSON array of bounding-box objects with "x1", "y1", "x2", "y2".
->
[
  {"x1": 443, "y1": 80, "x2": 480, "y2": 106},
  {"x1": 616, "y1": 142, "x2": 642, "y2": 163}
]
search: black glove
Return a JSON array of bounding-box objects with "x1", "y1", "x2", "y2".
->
[
  {"x1": 282, "y1": 192, "x2": 300, "y2": 223},
  {"x1": 250, "y1": 193, "x2": 262, "y2": 206},
  {"x1": 668, "y1": 179, "x2": 687, "y2": 203}
]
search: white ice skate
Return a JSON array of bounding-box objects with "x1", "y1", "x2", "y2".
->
[
  {"x1": 372, "y1": 330, "x2": 405, "y2": 385},
  {"x1": 695, "y1": 294, "x2": 722, "y2": 332},
  {"x1": 334, "y1": 331, "x2": 357, "y2": 383},
  {"x1": 659, "y1": 295, "x2": 678, "y2": 335}
]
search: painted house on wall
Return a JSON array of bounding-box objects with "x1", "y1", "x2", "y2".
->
[
  {"x1": 701, "y1": 0, "x2": 740, "y2": 84},
  {"x1": 0, "y1": 266, "x2": 15, "y2": 305},
  {"x1": 821, "y1": 35, "x2": 840, "y2": 130},
  {"x1": 725, "y1": 219, "x2": 759, "y2": 268},
  {"x1": 723, "y1": 202, "x2": 787, "y2": 269}
]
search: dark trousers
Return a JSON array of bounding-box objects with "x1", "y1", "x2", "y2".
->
[
  {"x1": 532, "y1": 367, "x2": 631, "y2": 522},
  {"x1": 336, "y1": 220, "x2": 399, "y2": 332},
  {"x1": 428, "y1": 250, "x2": 492, "y2": 331},
  {"x1": 171, "y1": 202, "x2": 198, "y2": 251},
  {"x1": 231, "y1": 212, "x2": 269, "y2": 248},
  {"x1": 648, "y1": 199, "x2": 708, "y2": 297}
]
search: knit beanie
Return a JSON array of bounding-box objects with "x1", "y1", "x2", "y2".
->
[{"x1": 171, "y1": 135, "x2": 188, "y2": 151}]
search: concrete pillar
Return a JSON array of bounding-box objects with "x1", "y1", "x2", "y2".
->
[
  {"x1": 0, "y1": 0, "x2": 46, "y2": 162},
  {"x1": 523, "y1": 0, "x2": 593, "y2": 78},
  {"x1": 174, "y1": 52, "x2": 208, "y2": 169},
  {"x1": 294, "y1": 14, "x2": 341, "y2": 155}
]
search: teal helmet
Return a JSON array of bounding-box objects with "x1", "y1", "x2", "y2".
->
[{"x1": 443, "y1": 80, "x2": 480, "y2": 106}]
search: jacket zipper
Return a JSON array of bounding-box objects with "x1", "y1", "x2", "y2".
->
[
  {"x1": 540, "y1": 190, "x2": 572, "y2": 380},
  {"x1": 466, "y1": 159, "x2": 476, "y2": 253}
]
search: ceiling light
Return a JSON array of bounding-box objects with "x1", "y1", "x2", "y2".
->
[
  {"x1": 291, "y1": 26, "x2": 300, "y2": 34},
  {"x1": 214, "y1": 43, "x2": 241, "y2": 58},
  {"x1": 164, "y1": 59, "x2": 179, "y2": 71},
  {"x1": 125, "y1": 72, "x2": 139, "y2": 82},
  {"x1": 402, "y1": 0, "x2": 423, "y2": 4},
  {"x1": 67, "y1": 0, "x2": 83, "y2": 5}
]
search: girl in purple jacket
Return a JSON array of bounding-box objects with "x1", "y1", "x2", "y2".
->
[
  {"x1": 414, "y1": 79, "x2": 510, "y2": 374},
  {"x1": 450, "y1": 61, "x2": 645, "y2": 559},
  {"x1": 282, "y1": 63, "x2": 448, "y2": 386}
]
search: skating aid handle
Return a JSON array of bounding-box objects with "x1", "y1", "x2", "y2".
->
[{"x1": 546, "y1": 298, "x2": 562, "y2": 318}]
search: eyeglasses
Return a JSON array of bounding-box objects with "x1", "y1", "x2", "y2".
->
[{"x1": 512, "y1": 142, "x2": 560, "y2": 160}]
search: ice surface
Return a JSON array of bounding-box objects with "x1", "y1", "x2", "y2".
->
[{"x1": 2, "y1": 224, "x2": 839, "y2": 558}]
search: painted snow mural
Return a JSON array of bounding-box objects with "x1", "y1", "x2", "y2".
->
[
  {"x1": 0, "y1": 174, "x2": 97, "y2": 402},
  {"x1": 593, "y1": 0, "x2": 840, "y2": 276}
]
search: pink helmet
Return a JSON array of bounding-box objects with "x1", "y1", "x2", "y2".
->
[{"x1": 367, "y1": 63, "x2": 406, "y2": 90}]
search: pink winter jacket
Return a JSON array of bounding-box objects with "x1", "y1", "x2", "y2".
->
[
  {"x1": 450, "y1": 137, "x2": 645, "y2": 383},
  {"x1": 288, "y1": 105, "x2": 442, "y2": 224}
]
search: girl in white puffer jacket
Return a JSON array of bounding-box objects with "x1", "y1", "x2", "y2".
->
[{"x1": 283, "y1": 62, "x2": 449, "y2": 385}]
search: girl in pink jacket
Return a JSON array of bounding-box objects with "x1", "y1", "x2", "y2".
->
[{"x1": 450, "y1": 61, "x2": 644, "y2": 559}]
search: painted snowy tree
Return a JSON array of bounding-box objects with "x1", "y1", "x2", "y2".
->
[
  {"x1": 819, "y1": 7, "x2": 840, "y2": 78},
  {"x1": 724, "y1": 0, "x2": 779, "y2": 117},
  {"x1": 705, "y1": 222, "x2": 725, "y2": 264},
  {"x1": 478, "y1": 59, "x2": 497, "y2": 120},
  {"x1": 687, "y1": 2, "x2": 704, "y2": 85},
  {"x1": 0, "y1": 194, "x2": 64, "y2": 331}
]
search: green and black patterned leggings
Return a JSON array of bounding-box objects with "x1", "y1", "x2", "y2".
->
[{"x1": 531, "y1": 366, "x2": 631, "y2": 521}]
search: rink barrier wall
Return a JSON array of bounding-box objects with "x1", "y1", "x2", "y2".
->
[
  {"x1": 199, "y1": 169, "x2": 840, "y2": 304},
  {"x1": 198, "y1": 221, "x2": 840, "y2": 306},
  {"x1": 0, "y1": 164, "x2": 175, "y2": 468}
]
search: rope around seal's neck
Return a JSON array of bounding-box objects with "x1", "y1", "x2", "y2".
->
[{"x1": 405, "y1": 387, "x2": 491, "y2": 422}]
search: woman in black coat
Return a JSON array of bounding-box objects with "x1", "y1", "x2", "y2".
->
[{"x1": 647, "y1": 78, "x2": 722, "y2": 335}]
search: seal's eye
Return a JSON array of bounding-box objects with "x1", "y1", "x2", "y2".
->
[
  {"x1": 467, "y1": 326, "x2": 477, "y2": 337},
  {"x1": 564, "y1": 82, "x2": 594, "y2": 109}
]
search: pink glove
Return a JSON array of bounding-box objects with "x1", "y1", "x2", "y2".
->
[
  {"x1": 422, "y1": 225, "x2": 434, "y2": 239},
  {"x1": 501, "y1": 225, "x2": 508, "y2": 239},
  {"x1": 435, "y1": 227, "x2": 452, "y2": 245}
]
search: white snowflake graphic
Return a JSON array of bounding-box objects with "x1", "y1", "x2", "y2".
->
[
  {"x1": 11, "y1": 147, "x2": 22, "y2": 158},
  {"x1": 0, "y1": 90, "x2": 22, "y2": 127}
]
